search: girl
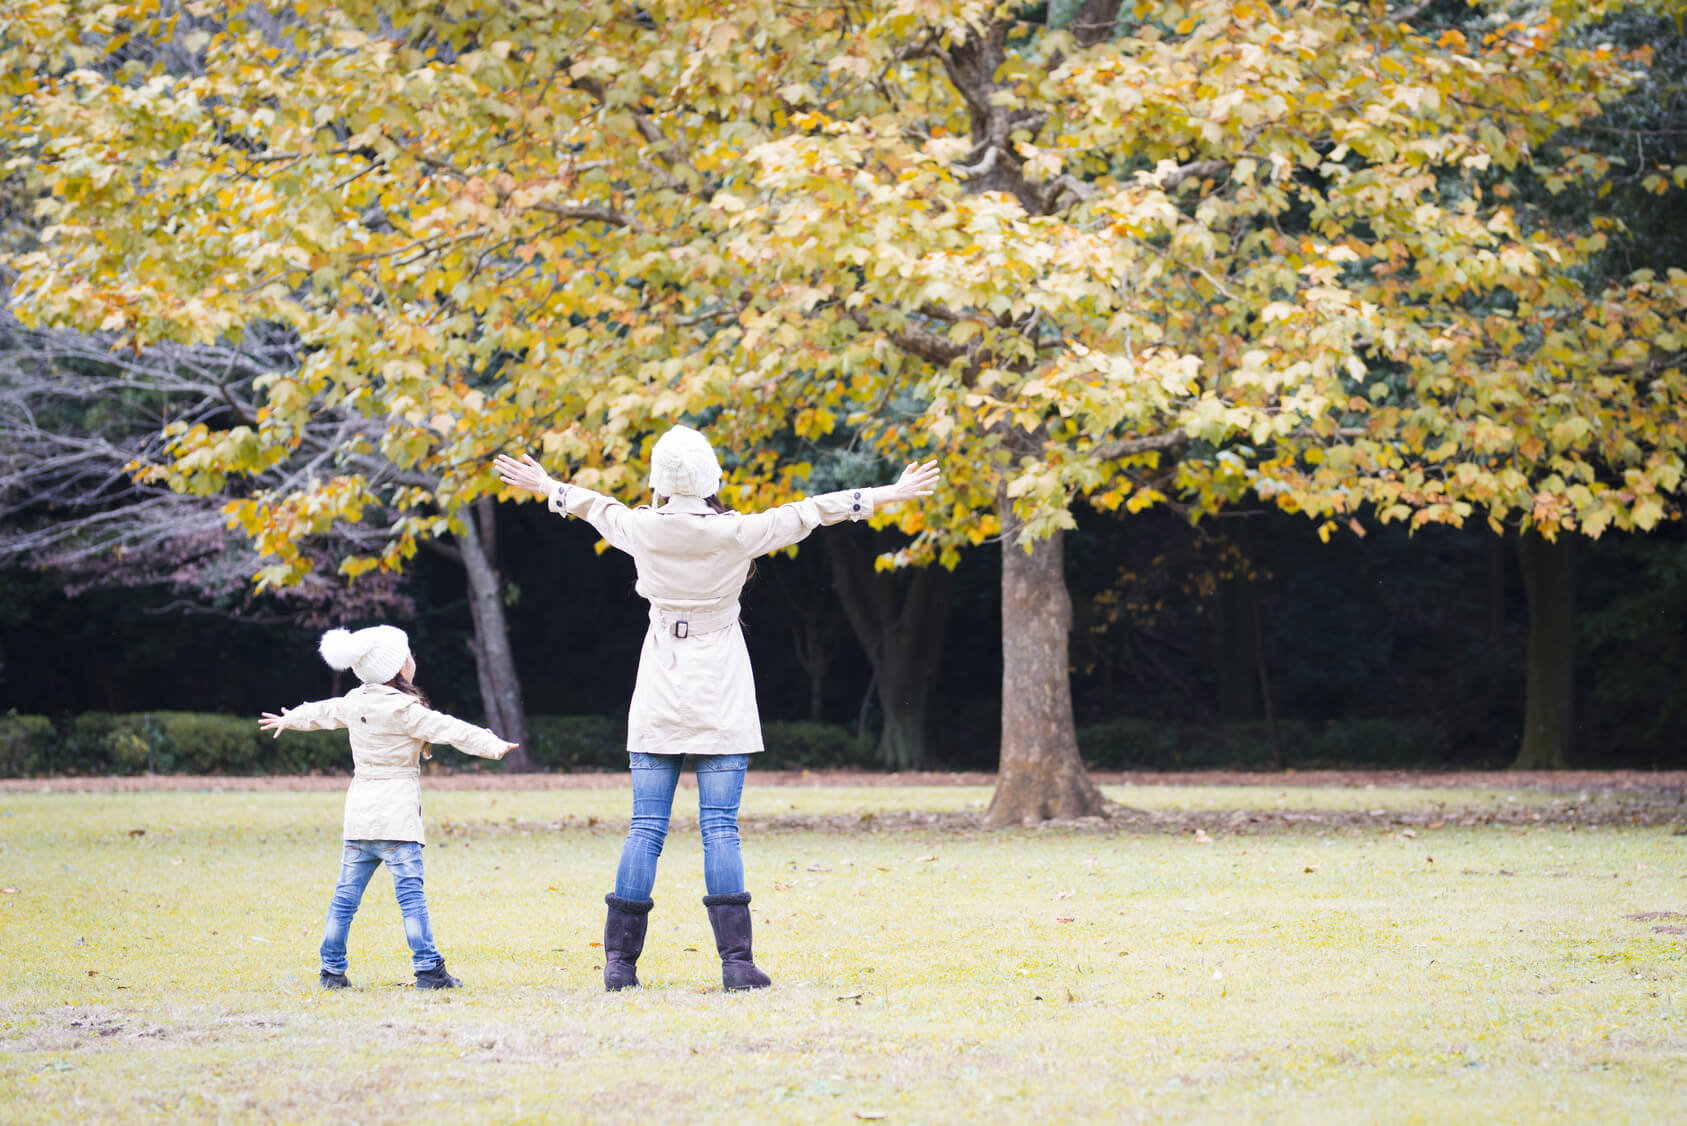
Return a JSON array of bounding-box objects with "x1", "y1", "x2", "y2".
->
[
  {"x1": 495, "y1": 427, "x2": 939, "y2": 991},
  {"x1": 259, "y1": 625, "x2": 515, "y2": 990}
]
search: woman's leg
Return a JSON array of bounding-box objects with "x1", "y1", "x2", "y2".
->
[
  {"x1": 695, "y1": 753, "x2": 769, "y2": 989},
  {"x1": 319, "y1": 841, "x2": 381, "y2": 977},
  {"x1": 694, "y1": 753, "x2": 749, "y2": 896},
  {"x1": 383, "y1": 841, "x2": 442, "y2": 974},
  {"x1": 613, "y1": 752, "x2": 682, "y2": 901}
]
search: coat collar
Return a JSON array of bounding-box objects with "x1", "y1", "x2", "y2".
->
[{"x1": 657, "y1": 495, "x2": 717, "y2": 515}]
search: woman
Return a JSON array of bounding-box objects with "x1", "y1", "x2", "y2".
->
[{"x1": 495, "y1": 428, "x2": 939, "y2": 991}]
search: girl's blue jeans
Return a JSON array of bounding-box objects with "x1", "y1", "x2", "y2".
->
[
  {"x1": 613, "y1": 752, "x2": 749, "y2": 902},
  {"x1": 319, "y1": 839, "x2": 442, "y2": 975}
]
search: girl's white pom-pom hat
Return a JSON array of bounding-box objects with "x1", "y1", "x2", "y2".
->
[
  {"x1": 319, "y1": 625, "x2": 411, "y2": 684},
  {"x1": 648, "y1": 425, "x2": 722, "y2": 499}
]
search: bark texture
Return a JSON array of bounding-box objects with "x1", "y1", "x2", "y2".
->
[
  {"x1": 984, "y1": 499, "x2": 1111, "y2": 826},
  {"x1": 455, "y1": 500, "x2": 533, "y2": 771},
  {"x1": 823, "y1": 527, "x2": 952, "y2": 770},
  {"x1": 1512, "y1": 531, "x2": 1575, "y2": 769}
]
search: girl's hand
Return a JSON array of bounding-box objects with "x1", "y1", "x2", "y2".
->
[
  {"x1": 496, "y1": 742, "x2": 518, "y2": 760},
  {"x1": 494, "y1": 453, "x2": 557, "y2": 498},
  {"x1": 258, "y1": 712, "x2": 288, "y2": 739},
  {"x1": 876, "y1": 461, "x2": 941, "y2": 506}
]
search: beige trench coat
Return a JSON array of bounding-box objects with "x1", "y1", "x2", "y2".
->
[
  {"x1": 277, "y1": 683, "x2": 507, "y2": 843},
  {"x1": 548, "y1": 485, "x2": 876, "y2": 755}
]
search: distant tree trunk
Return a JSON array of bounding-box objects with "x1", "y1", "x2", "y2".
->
[
  {"x1": 1213, "y1": 572, "x2": 1261, "y2": 720},
  {"x1": 451, "y1": 500, "x2": 533, "y2": 772},
  {"x1": 984, "y1": 496, "x2": 1111, "y2": 826},
  {"x1": 1069, "y1": 0, "x2": 1125, "y2": 46},
  {"x1": 764, "y1": 550, "x2": 839, "y2": 722},
  {"x1": 1485, "y1": 528, "x2": 1508, "y2": 638},
  {"x1": 823, "y1": 526, "x2": 952, "y2": 769},
  {"x1": 1512, "y1": 531, "x2": 1575, "y2": 769}
]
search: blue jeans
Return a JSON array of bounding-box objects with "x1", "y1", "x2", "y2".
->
[
  {"x1": 319, "y1": 840, "x2": 441, "y2": 975},
  {"x1": 613, "y1": 753, "x2": 749, "y2": 902}
]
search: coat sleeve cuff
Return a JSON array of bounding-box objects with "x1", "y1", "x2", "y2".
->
[{"x1": 810, "y1": 488, "x2": 875, "y2": 525}]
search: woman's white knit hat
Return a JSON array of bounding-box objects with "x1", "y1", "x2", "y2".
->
[
  {"x1": 648, "y1": 425, "x2": 722, "y2": 498},
  {"x1": 319, "y1": 625, "x2": 411, "y2": 684}
]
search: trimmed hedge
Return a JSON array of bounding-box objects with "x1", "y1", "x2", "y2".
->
[
  {"x1": 1077, "y1": 716, "x2": 1451, "y2": 771},
  {"x1": 0, "y1": 711, "x2": 874, "y2": 777},
  {"x1": 0, "y1": 710, "x2": 1441, "y2": 777}
]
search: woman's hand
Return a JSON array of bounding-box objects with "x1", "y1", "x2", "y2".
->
[
  {"x1": 875, "y1": 461, "x2": 941, "y2": 506},
  {"x1": 496, "y1": 742, "x2": 519, "y2": 760},
  {"x1": 494, "y1": 453, "x2": 558, "y2": 498},
  {"x1": 258, "y1": 711, "x2": 288, "y2": 739}
]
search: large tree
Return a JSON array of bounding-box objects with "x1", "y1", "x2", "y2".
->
[{"x1": 6, "y1": 1, "x2": 1681, "y2": 806}]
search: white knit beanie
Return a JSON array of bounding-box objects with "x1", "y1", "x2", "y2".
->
[
  {"x1": 319, "y1": 625, "x2": 411, "y2": 685},
  {"x1": 647, "y1": 425, "x2": 722, "y2": 498}
]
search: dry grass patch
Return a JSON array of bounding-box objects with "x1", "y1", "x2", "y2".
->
[{"x1": 1, "y1": 782, "x2": 1683, "y2": 1124}]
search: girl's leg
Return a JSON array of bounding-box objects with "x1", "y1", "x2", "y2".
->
[
  {"x1": 694, "y1": 753, "x2": 749, "y2": 896},
  {"x1": 319, "y1": 841, "x2": 381, "y2": 975},
  {"x1": 612, "y1": 752, "x2": 682, "y2": 901},
  {"x1": 383, "y1": 841, "x2": 442, "y2": 973}
]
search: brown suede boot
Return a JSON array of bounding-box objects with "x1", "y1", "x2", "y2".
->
[
  {"x1": 604, "y1": 894, "x2": 654, "y2": 991},
  {"x1": 703, "y1": 893, "x2": 771, "y2": 991}
]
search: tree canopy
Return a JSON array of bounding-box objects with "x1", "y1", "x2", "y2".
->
[{"x1": 4, "y1": 0, "x2": 1685, "y2": 805}]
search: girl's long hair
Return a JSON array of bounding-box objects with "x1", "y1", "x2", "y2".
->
[{"x1": 384, "y1": 671, "x2": 430, "y2": 708}]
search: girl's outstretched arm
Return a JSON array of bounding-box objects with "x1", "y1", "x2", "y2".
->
[{"x1": 258, "y1": 699, "x2": 344, "y2": 737}]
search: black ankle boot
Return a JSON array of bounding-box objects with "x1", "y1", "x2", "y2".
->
[
  {"x1": 604, "y1": 894, "x2": 654, "y2": 991},
  {"x1": 319, "y1": 970, "x2": 351, "y2": 990},
  {"x1": 703, "y1": 893, "x2": 771, "y2": 991},
  {"x1": 415, "y1": 961, "x2": 461, "y2": 990}
]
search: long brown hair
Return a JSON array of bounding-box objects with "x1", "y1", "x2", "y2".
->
[{"x1": 384, "y1": 671, "x2": 430, "y2": 708}]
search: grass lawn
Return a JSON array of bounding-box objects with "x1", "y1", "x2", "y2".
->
[{"x1": 1, "y1": 777, "x2": 1683, "y2": 1124}]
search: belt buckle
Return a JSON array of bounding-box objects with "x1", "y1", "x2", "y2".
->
[{"x1": 672, "y1": 619, "x2": 689, "y2": 639}]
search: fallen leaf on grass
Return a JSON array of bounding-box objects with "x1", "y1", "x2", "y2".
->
[
  {"x1": 1055, "y1": 916, "x2": 1074, "y2": 924},
  {"x1": 836, "y1": 992, "x2": 863, "y2": 1002},
  {"x1": 855, "y1": 1112, "x2": 886, "y2": 1121},
  {"x1": 0, "y1": 888, "x2": 18, "y2": 895},
  {"x1": 128, "y1": 829, "x2": 146, "y2": 839}
]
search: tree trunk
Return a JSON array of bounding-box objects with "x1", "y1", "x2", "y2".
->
[
  {"x1": 455, "y1": 500, "x2": 534, "y2": 772},
  {"x1": 1511, "y1": 531, "x2": 1575, "y2": 769},
  {"x1": 1213, "y1": 572, "x2": 1261, "y2": 720},
  {"x1": 764, "y1": 552, "x2": 837, "y2": 722},
  {"x1": 984, "y1": 497, "x2": 1111, "y2": 826},
  {"x1": 823, "y1": 527, "x2": 952, "y2": 770}
]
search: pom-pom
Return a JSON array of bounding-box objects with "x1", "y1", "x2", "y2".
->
[{"x1": 318, "y1": 628, "x2": 361, "y2": 671}]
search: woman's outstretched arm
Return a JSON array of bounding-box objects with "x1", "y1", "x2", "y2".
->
[
  {"x1": 494, "y1": 452, "x2": 635, "y2": 548},
  {"x1": 493, "y1": 453, "x2": 557, "y2": 498},
  {"x1": 734, "y1": 461, "x2": 943, "y2": 557}
]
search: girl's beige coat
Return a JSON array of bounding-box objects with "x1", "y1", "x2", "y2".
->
[
  {"x1": 278, "y1": 684, "x2": 506, "y2": 842},
  {"x1": 549, "y1": 486, "x2": 876, "y2": 756}
]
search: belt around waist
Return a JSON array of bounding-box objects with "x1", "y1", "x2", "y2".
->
[
  {"x1": 353, "y1": 767, "x2": 421, "y2": 781},
  {"x1": 650, "y1": 603, "x2": 740, "y2": 638}
]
